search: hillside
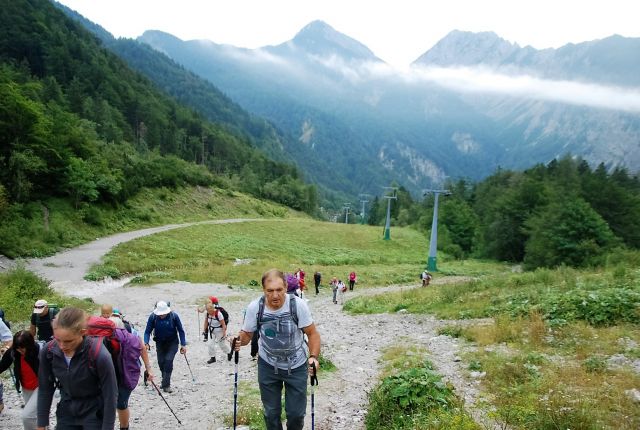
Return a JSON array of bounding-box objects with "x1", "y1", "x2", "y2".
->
[{"x1": 0, "y1": 0, "x2": 317, "y2": 256}]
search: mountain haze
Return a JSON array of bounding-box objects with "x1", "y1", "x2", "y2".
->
[{"x1": 137, "y1": 22, "x2": 640, "y2": 196}]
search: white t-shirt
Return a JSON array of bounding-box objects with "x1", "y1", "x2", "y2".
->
[
  {"x1": 0, "y1": 319, "x2": 11, "y2": 342},
  {"x1": 243, "y1": 294, "x2": 313, "y2": 370},
  {"x1": 207, "y1": 311, "x2": 224, "y2": 331}
]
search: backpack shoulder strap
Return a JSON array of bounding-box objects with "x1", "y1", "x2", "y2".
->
[
  {"x1": 289, "y1": 295, "x2": 299, "y2": 327},
  {"x1": 257, "y1": 296, "x2": 265, "y2": 330},
  {"x1": 87, "y1": 336, "x2": 103, "y2": 370}
]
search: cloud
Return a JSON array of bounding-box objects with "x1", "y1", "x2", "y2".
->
[
  {"x1": 307, "y1": 58, "x2": 640, "y2": 113},
  {"x1": 403, "y1": 65, "x2": 640, "y2": 113}
]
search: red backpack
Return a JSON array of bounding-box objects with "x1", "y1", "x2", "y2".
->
[{"x1": 87, "y1": 316, "x2": 142, "y2": 390}]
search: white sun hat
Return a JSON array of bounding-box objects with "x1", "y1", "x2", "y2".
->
[{"x1": 153, "y1": 301, "x2": 171, "y2": 316}]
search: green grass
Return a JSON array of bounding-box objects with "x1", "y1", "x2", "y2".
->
[
  {"x1": 345, "y1": 265, "x2": 640, "y2": 325},
  {"x1": 89, "y1": 219, "x2": 480, "y2": 286},
  {"x1": 0, "y1": 185, "x2": 301, "y2": 258},
  {"x1": 0, "y1": 267, "x2": 94, "y2": 326}
]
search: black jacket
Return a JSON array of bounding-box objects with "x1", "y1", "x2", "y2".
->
[
  {"x1": 37, "y1": 336, "x2": 117, "y2": 430},
  {"x1": 0, "y1": 344, "x2": 40, "y2": 392}
]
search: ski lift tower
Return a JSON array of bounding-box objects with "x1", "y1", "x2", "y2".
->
[
  {"x1": 423, "y1": 189, "x2": 451, "y2": 271},
  {"x1": 358, "y1": 194, "x2": 370, "y2": 224},
  {"x1": 343, "y1": 203, "x2": 351, "y2": 224},
  {"x1": 382, "y1": 187, "x2": 398, "y2": 240}
]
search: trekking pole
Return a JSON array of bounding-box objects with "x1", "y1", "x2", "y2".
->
[
  {"x1": 229, "y1": 337, "x2": 240, "y2": 429},
  {"x1": 310, "y1": 362, "x2": 318, "y2": 430},
  {"x1": 8, "y1": 367, "x2": 25, "y2": 407},
  {"x1": 149, "y1": 378, "x2": 182, "y2": 425},
  {"x1": 196, "y1": 307, "x2": 201, "y2": 339},
  {"x1": 183, "y1": 352, "x2": 196, "y2": 383}
]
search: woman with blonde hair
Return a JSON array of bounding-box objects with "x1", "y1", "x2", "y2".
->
[{"x1": 37, "y1": 307, "x2": 117, "y2": 430}]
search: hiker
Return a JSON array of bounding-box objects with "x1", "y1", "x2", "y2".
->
[
  {"x1": 313, "y1": 271, "x2": 321, "y2": 295},
  {"x1": 202, "y1": 298, "x2": 230, "y2": 364},
  {"x1": 100, "y1": 304, "x2": 113, "y2": 319},
  {"x1": 30, "y1": 300, "x2": 58, "y2": 342},
  {"x1": 111, "y1": 308, "x2": 134, "y2": 333},
  {"x1": 296, "y1": 268, "x2": 306, "y2": 294},
  {"x1": 330, "y1": 277, "x2": 339, "y2": 304},
  {"x1": 108, "y1": 316, "x2": 154, "y2": 430},
  {"x1": 37, "y1": 307, "x2": 117, "y2": 430},
  {"x1": 196, "y1": 296, "x2": 217, "y2": 314},
  {"x1": 0, "y1": 317, "x2": 13, "y2": 415},
  {"x1": 143, "y1": 301, "x2": 187, "y2": 393},
  {"x1": 0, "y1": 330, "x2": 40, "y2": 429},
  {"x1": 348, "y1": 271, "x2": 357, "y2": 291},
  {"x1": 421, "y1": 270, "x2": 432, "y2": 287},
  {"x1": 336, "y1": 280, "x2": 347, "y2": 305},
  {"x1": 231, "y1": 269, "x2": 321, "y2": 430}
]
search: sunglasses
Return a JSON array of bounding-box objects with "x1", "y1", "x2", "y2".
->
[{"x1": 34, "y1": 305, "x2": 46, "y2": 309}]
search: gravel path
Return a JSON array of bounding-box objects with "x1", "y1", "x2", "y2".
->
[{"x1": 0, "y1": 221, "x2": 500, "y2": 430}]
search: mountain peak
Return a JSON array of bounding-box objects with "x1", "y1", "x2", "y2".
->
[
  {"x1": 286, "y1": 20, "x2": 380, "y2": 62},
  {"x1": 414, "y1": 30, "x2": 519, "y2": 66}
]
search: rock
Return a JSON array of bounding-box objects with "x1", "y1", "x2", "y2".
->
[
  {"x1": 470, "y1": 371, "x2": 486, "y2": 379},
  {"x1": 453, "y1": 356, "x2": 462, "y2": 362},
  {"x1": 625, "y1": 388, "x2": 640, "y2": 403}
]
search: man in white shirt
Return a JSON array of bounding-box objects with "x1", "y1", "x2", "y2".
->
[{"x1": 231, "y1": 269, "x2": 321, "y2": 430}]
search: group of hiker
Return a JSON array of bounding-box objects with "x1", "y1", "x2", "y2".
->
[{"x1": 0, "y1": 267, "x2": 322, "y2": 430}]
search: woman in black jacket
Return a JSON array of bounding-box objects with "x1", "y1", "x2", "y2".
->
[
  {"x1": 0, "y1": 330, "x2": 40, "y2": 429},
  {"x1": 37, "y1": 307, "x2": 117, "y2": 430}
]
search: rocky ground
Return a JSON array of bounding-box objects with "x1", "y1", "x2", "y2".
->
[{"x1": 0, "y1": 221, "x2": 499, "y2": 430}]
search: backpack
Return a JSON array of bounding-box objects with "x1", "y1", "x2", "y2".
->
[
  {"x1": 215, "y1": 306, "x2": 230, "y2": 326},
  {"x1": 257, "y1": 295, "x2": 299, "y2": 329},
  {"x1": 86, "y1": 316, "x2": 142, "y2": 390},
  {"x1": 285, "y1": 273, "x2": 299, "y2": 294},
  {"x1": 35, "y1": 305, "x2": 59, "y2": 325},
  {"x1": 0, "y1": 308, "x2": 10, "y2": 329}
]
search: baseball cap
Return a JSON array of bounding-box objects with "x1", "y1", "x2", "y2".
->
[{"x1": 33, "y1": 299, "x2": 48, "y2": 314}]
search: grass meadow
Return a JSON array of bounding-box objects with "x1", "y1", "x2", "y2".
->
[{"x1": 88, "y1": 219, "x2": 502, "y2": 286}]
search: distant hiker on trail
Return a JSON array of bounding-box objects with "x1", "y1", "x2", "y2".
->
[
  {"x1": 330, "y1": 277, "x2": 339, "y2": 304},
  {"x1": 143, "y1": 301, "x2": 187, "y2": 393},
  {"x1": 0, "y1": 330, "x2": 40, "y2": 429},
  {"x1": 37, "y1": 307, "x2": 117, "y2": 430},
  {"x1": 202, "y1": 297, "x2": 230, "y2": 364},
  {"x1": 313, "y1": 271, "x2": 321, "y2": 295},
  {"x1": 296, "y1": 268, "x2": 306, "y2": 293},
  {"x1": 108, "y1": 316, "x2": 154, "y2": 430},
  {"x1": 30, "y1": 300, "x2": 58, "y2": 342},
  {"x1": 421, "y1": 270, "x2": 432, "y2": 287},
  {"x1": 337, "y1": 280, "x2": 347, "y2": 305},
  {"x1": 231, "y1": 269, "x2": 321, "y2": 430},
  {"x1": 348, "y1": 271, "x2": 357, "y2": 291}
]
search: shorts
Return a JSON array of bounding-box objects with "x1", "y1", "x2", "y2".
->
[{"x1": 117, "y1": 385, "x2": 133, "y2": 410}]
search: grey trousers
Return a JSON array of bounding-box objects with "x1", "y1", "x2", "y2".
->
[{"x1": 257, "y1": 357, "x2": 308, "y2": 430}]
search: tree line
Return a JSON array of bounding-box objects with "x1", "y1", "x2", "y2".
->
[
  {"x1": 364, "y1": 157, "x2": 640, "y2": 269},
  {"x1": 0, "y1": 0, "x2": 317, "y2": 220}
]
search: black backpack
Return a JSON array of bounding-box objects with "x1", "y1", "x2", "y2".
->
[
  {"x1": 215, "y1": 306, "x2": 229, "y2": 325},
  {"x1": 0, "y1": 308, "x2": 10, "y2": 329}
]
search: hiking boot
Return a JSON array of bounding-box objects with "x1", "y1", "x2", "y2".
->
[
  {"x1": 207, "y1": 356, "x2": 216, "y2": 364},
  {"x1": 162, "y1": 386, "x2": 173, "y2": 393}
]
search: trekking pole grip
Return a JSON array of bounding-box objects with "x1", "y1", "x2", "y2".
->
[
  {"x1": 311, "y1": 362, "x2": 318, "y2": 386},
  {"x1": 233, "y1": 337, "x2": 239, "y2": 364}
]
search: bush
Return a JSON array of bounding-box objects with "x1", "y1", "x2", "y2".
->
[
  {"x1": 0, "y1": 267, "x2": 93, "y2": 323},
  {"x1": 365, "y1": 362, "x2": 479, "y2": 429}
]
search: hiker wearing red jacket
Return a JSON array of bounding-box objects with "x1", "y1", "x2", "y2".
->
[{"x1": 348, "y1": 271, "x2": 357, "y2": 291}]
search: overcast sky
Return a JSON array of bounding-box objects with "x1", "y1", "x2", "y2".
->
[{"x1": 57, "y1": 0, "x2": 639, "y2": 69}]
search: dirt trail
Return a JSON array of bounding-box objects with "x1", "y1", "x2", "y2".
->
[{"x1": 0, "y1": 222, "x2": 500, "y2": 430}]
